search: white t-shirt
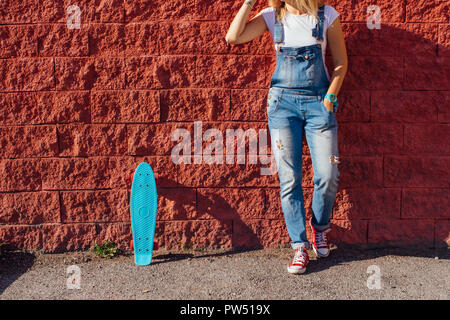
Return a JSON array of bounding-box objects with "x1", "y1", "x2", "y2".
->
[{"x1": 260, "y1": 5, "x2": 340, "y2": 80}]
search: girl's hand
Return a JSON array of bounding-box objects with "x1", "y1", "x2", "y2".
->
[{"x1": 323, "y1": 98, "x2": 335, "y2": 113}]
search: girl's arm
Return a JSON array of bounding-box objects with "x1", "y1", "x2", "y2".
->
[
  {"x1": 225, "y1": 0, "x2": 268, "y2": 44},
  {"x1": 323, "y1": 17, "x2": 348, "y2": 112}
]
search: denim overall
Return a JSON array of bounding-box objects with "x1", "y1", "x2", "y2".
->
[{"x1": 267, "y1": 6, "x2": 340, "y2": 250}]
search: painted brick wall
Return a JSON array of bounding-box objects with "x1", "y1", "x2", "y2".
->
[{"x1": 0, "y1": 0, "x2": 448, "y2": 252}]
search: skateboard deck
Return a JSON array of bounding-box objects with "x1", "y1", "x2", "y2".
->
[{"x1": 130, "y1": 162, "x2": 157, "y2": 266}]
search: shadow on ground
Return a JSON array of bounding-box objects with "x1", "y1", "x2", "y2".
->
[{"x1": 0, "y1": 251, "x2": 35, "y2": 295}]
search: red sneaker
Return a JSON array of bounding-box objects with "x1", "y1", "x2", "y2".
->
[
  {"x1": 287, "y1": 246, "x2": 309, "y2": 274},
  {"x1": 310, "y1": 218, "x2": 331, "y2": 258}
]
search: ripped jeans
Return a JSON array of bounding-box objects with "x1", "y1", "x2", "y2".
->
[{"x1": 267, "y1": 87, "x2": 340, "y2": 249}]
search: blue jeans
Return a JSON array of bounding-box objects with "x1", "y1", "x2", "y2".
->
[{"x1": 267, "y1": 87, "x2": 340, "y2": 250}]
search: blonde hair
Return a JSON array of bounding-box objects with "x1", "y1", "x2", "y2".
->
[{"x1": 268, "y1": 0, "x2": 323, "y2": 22}]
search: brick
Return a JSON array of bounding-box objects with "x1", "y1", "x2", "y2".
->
[
  {"x1": 196, "y1": 188, "x2": 265, "y2": 220},
  {"x1": 91, "y1": 90, "x2": 159, "y2": 123},
  {"x1": 158, "y1": 188, "x2": 196, "y2": 220},
  {"x1": 195, "y1": 0, "x2": 246, "y2": 21},
  {"x1": 371, "y1": 91, "x2": 439, "y2": 123},
  {"x1": 125, "y1": 56, "x2": 196, "y2": 89},
  {"x1": 345, "y1": 56, "x2": 403, "y2": 90},
  {"x1": 406, "y1": 0, "x2": 450, "y2": 23},
  {"x1": 404, "y1": 56, "x2": 450, "y2": 90},
  {"x1": 338, "y1": 156, "x2": 384, "y2": 188},
  {"x1": 404, "y1": 124, "x2": 450, "y2": 154},
  {"x1": 233, "y1": 219, "x2": 290, "y2": 248},
  {"x1": 127, "y1": 123, "x2": 194, "y2": 156},
  {"x1": 0, "y1": 25, "x2": 37, "y2": 58},
  {"x1": 125, "y1": 0, "x2": 195, "y2": 22},
  {"x1": 333, "y1": 188, "x2": 401, "y2": 220},
  {"x1": 435, "y1": 220, "x2": 450, "y2": 247},
  {"x1": 0, "y1": 93, "x2": 36, "y2": 125},
  {"x1": 55, "y1": 57, "x2": 126, "y2": 90},
  {"x1": 196, "y1": 55, "x2": 266, "y2": 89},
  {"x1": 95, "y1": 222, "x2": 132, "y2": 251},
  {"x1": 0, "y1": 0, "x2": 38, "y2": 23},
  {"x1": 0, "y1": 125, "x2": 58, "y2": 158},
  {"x1": 160, "y1": 89, "x2": 230, "y2": 122},
  {"x1": 60, "y1": 190, "x2": 129, "y2": 222},
  {"x1": 338, "y1": 123, "x2": 403, "y2": 155},
  {"x1": 38, "y1": 24, "x2": 89, "y2": 57},
  {"x1": 327, "y1": 219, "x2": 368, "y2": 245},
  {"x1": 230, "y1": 89, "x2": 268, "y2": 121},
  {"x1": 159, "y1": 21, "x2": 200, "y2": 54},
  {"x1": 402, "y1": 188, "x2": 450, "y2": 218},
  {"x1": 42, "y1": 224, "x2": 97, "y2": 252},
  {"x1": 88, "y1": 24, "x2": 125, "y2": 56},
  {"x1": 0, "y1": 58, "x2": 54, "y2": 91},
  {"x1": 438, "y1": 91, "x2": 450, "y2": 122},
  {"x1": 125, "y1": 23, "x2": 159, "y2": 56},
  {"x1": 0, "y1": 191, "x2": 59, "y2": 224},
  {"x1": 384, "y1": 156, "x2": 450, "y2": 187},
  {"x1": 164, "y1": 220, "x2": 232, "y2": 249},
  {"x1": 438, "y1": 24, "x2": 450, "y2": 56},
  {"x1": 38, "y1": 91, "x2": 91, "y2": 124},
  {"x1": 0, "y1": 159, "x2": 41, "y2": 192},
  {"x1": 0, "y1": 225, "x2": 43, "y2": 251},
  {"x1": 201, "y1": 121, "x2": 269, "y2": 157},
  {"x1": 58, "y1": 124, "x2": 128, "y2": 156},
  {"x1": 368, "y1": 219, "x2": 434, "y2": 246},
  {"x1": 336, "y1": 90, "x2": 370, "y2": 122},
  {"x1": 199, "y1": 21, "x2": 231, "y2": 54},
  {"x1": 40, "y1": 157, "x2": 134, "y2": 190}
]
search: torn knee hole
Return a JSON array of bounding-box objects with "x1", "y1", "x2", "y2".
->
[
  {"x1": 329, "y1": 155, "x2": 340, "y2": 164},
  {"x1": 276, "y1": 139, "x2": 284, "y2": 150}
]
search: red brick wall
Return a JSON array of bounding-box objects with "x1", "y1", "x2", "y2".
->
[{"x1": 0, "y1": 0, "x2": 448, "y2": 252}]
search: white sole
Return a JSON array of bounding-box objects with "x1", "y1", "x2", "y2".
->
[
  {"x1": 287, "y1": 266, "x2": 306, "y2": 274},
  {"x1": 312, "y1": 245, "x2": 329, "y2": 258}
]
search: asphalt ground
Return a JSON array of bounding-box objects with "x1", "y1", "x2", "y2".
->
[{"x1": 0, "y1": 246, "x2": 448, "y2": 300}]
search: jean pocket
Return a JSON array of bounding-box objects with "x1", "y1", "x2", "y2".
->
[
  {"x1": 267, "y1": 92, "x2": 281, "y2": 116},
  {"x1": 321, "y1": 99, "x2": 337, "y2": 114}
]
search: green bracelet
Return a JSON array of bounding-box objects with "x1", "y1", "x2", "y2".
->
[{"x1": 324, "y1": 93, "x2": 339, "y2": 107}]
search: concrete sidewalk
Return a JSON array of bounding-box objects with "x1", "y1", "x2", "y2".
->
[{"x1": 0, "y1": 246, "x2": 448, "y2": 300}]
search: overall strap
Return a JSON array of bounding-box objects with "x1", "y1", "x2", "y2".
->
[
  {"x1": 311, "y1": 5, "x2": 325, "y2": 41},
  {"x1": 273, "y1": 7, "x2": 284, "y2": 50}
]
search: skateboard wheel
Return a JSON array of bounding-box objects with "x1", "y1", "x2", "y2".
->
[
  {"x1": 154, "y1": 173, "x2": 160, "y2": 184},
  {"x1": 153, "y1": 241, "x2": 159, "y2": 251},
  {"x1": 130, "y1": 239, "x2": 134, "y2": 251}
]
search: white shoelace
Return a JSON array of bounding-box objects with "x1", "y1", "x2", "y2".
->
[
  {"x1": 315, "y1": 228, "x2": 331, "y2": 247},
  {"x1": 293, "y1": 248, "x2": 307, "y2": 264}
]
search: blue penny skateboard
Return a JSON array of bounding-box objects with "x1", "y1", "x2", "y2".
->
[{"x1": 130, "y1": 162, "x2": 158, "y2": 266}]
